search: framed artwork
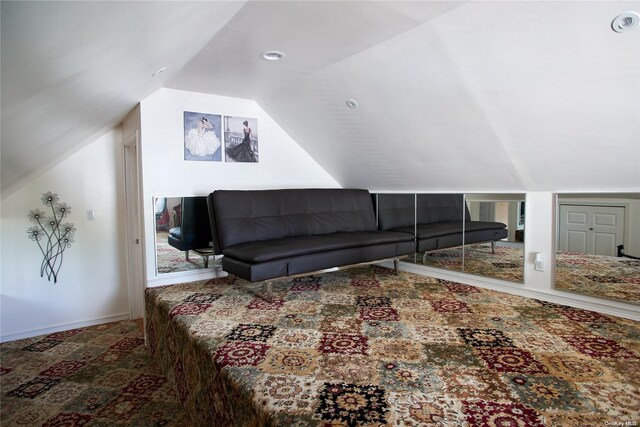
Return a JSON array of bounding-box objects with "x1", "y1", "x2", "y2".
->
[
  {"x1": 224, "y1": 116, "x2": 258, "y2": 163},
  {"x1": 184, "y1": 111, "x2": 222, "y2": 161}
]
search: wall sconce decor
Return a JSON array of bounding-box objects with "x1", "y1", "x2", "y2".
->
[{"x1": 26, "y1": 191, "x2": 76, "y2": 283}]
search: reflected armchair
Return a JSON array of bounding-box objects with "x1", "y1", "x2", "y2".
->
[{"x1": 168, "y1": 197, "x2": 214, "y2": 265}]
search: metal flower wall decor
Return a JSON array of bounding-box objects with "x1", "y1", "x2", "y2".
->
[{"x1": 27, "y1": 192, "x2": 76, "y2": 283}]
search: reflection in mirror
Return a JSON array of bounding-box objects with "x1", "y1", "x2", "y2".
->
[
  {"x1": 154, "y1": 196, "x2": 216, "y2": 275},
  {"x1": 414, "y1": 194, "x2": 465, "y2": 272},
  {"x1": 376, "y1": 193, "x2": 418, "y2": 261},
  {"x1": 555, "y1": 193, "x2": 640, "y2": 304},
  {"x1": 462, "y1": 194, "x2": 525, "y2": 283}
]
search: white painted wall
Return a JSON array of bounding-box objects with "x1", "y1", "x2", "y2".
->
[
  {"x1": 523, "y1": 192, "x2": 556, "y2": 293},
  {"x1": 1, "y1": 128, "x2": 130, "y2": 342},
  {"x1": 139, "y1": 88, "x2": 339, "y2": 286}
]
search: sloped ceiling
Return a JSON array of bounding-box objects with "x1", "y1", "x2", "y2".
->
[
  {"x1": 2, "y1": 1, "x2": 639, "y2": 198},
  {"x1": 1, "y1": 1, "x2": 246, "y2": 197}
]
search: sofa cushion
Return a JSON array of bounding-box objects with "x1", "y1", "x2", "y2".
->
[
  {"x1": 223, "y1": 231, "x2": 414, "y2": 263},
  {"x1": 222, "y1": 239, "x2": 416, "y2": 282},
  {"x1": 210, "y1": 189, "x2": 378, "y2": 250},
  {"x1": 390, "y1": 220, "x2": 506, "y2": 240},
  {"x1": 416, "y1": 194, "x2": 469, "y2": 223},
  {"x1": 464, "y1": 221, "x2": 507, "y2": 233},
  {"x1": 377, "y1": 194, "x2": 416, "y2": 231}
]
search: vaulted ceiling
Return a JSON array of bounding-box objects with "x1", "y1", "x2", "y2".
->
[{"x1": 2, "y1": 1, "x2": 639, "y2": 197}]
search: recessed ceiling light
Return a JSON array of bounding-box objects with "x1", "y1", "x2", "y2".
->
[
  {"x1": 260, "y1": 51, "x2": 286, "y2": 61},
  {"x1": 346, "y1": 99, "x2": 359, "y2": 109},
  {"x1": 612, "y1": 12, "x2": 640, "y2": 33},
  {"x1": 152, "y1": 67, "x2": 167, "y2": 77}
]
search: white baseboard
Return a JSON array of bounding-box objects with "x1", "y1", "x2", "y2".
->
[
  {"x1": 393, "y1": 261, "x2": 640, "y2": 321},
  {"x1": 0, "y1": 312, "x2": 131, "y2": 343},
  {"x1": 146, "y1": 268, "x2": 227, "y2": 288}
]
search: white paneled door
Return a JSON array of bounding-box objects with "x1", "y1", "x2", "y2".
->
[{"x1": 558, "y1": 204, "x2": 625, "y2": 256}]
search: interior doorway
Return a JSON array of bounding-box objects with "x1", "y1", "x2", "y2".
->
[
  {"x1": 558, "y1": 204, "x2": 625, "y2": 256},
  {"x1": 123, "y1": 132, "x2": 145, "y2": 319}
]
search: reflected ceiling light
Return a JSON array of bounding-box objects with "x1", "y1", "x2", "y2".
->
[
  {"x1": 152, "y1": 66, "x2": 167, "y2": 77},
  {"x1": 612, "y1": 12, "x2": 640, "y2": 33},
  {"x1": 346, "y1": 99, "x2": 359, "y2": 109},
  {"x1": 260, "y1": 51, "x2": 286, "y2": 61}
]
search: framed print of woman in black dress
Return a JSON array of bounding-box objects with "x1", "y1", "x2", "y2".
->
[{"x1": 224, "y1": 116, "x2": 258, "y2": 163}]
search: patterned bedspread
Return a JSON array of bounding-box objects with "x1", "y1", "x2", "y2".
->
[{"x1": 145, "y1": 266, "x2": 640, "y2": 426}]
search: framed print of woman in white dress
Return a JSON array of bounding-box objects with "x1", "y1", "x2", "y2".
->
[{"x1": 184, "y1": 111, "x2": 222, "y2": 161}]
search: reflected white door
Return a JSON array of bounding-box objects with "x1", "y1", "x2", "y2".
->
[{"x1": 558, "y1": 204, "x2": 625, "y2": 256}]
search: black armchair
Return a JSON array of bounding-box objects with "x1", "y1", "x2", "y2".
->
[{"x1": 168, "y1": 197, "x2": 214, "y2": 264}]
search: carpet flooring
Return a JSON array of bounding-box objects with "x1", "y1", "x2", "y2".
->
[
  {"x1": 1, "y1": 320, "x2": 188, "y2": 426},
  {"x1": 146, "y1": 266, "x2": 640, "y2": 426},
  {"x1": 155, "y1": 230, "x2": 213, "y2": 274},
  {"x1": 410, "y1": 243, "x2": 525, "y2": 283},
  {"x1": 410, "y1": 244, "x2": 640, "y2": 305},
  {"x1": 555, "y1": 251, "x2": 640, "y2": 304}
]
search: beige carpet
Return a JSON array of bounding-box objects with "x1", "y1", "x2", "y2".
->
[
  {"x1": 146, "y1": 266, "x2": 640, "y2": 426},
  {"x1": 1, "y1": 320, "x2": 188, "y2": 426},
  {"x1": 406, "y1": 244, "x2": 640, "y2": 305}
]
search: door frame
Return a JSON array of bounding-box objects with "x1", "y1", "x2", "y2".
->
[{"x1": 123, "y1": 131, "x2": 145, "y2": 319}]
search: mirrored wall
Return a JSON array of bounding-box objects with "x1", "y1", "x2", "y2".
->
[
  {"x1": 555, "y1": 193, "x2": 640, "y2": 304},
  {"x1": 375, "y1": 193, "x2": 525, "y2": 283},
  {"x1": 154, "y1": 196, "x2": 217, "y2": 275},
  {"x1": 462, "y1": 194, "x2": 525, "y2": 282}
]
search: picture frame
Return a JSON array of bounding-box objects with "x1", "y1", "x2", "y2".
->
[
  {"x1": 224, "y1": 116, "x2": 258, "y2": 163},
  {"x1": 183, "y1": 111, "x2": 222, "y2": 161}
]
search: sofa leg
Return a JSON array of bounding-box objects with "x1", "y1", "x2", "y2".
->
[
  {"x1": 491, "y1": 241, "x2": 496, "y2": 254},
  {"x1": 394, "y1": 259, "x2": 399, "y2": 275},
  {"x1": 185, "y1": 250, "x2": 190, "y2": 261},
  {"x1": 264, "y1": 281, "x2": 273, "y2": 303}
]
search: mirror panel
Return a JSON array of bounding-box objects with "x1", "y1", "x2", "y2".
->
[
  {"x1": 415, "y1": 193, "x2": 465, "y2": 272},
  {"x1": 375, "y1": 193, "x2": 418, "y2": 264},
  {"x1": 555, "y1": 193, "x2": 640, "y2": 304},
  {"x1": 154, "y1": 196, "x2": 216, "y2": 275},
  {"x1": 463, "y1": 194, "x2": 525, "y2": 283}
]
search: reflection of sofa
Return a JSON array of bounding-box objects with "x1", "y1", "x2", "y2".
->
[
  {"x1": 207, "y1": 189, "x2": 415, "y2": 298},
  {"x1": 168, "y1": 197, "x2": 213, "y2": 261},
  {"x1": 377, "y1": 193, "x2": 508, "y2": 253}
]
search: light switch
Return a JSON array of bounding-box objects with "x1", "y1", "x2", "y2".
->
[{"x1": 87, "y1": 210, "x2": 95, "y2": 221}]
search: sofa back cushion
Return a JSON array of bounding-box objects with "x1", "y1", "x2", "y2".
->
[
  {"x1": 416, "y1": 194, "x2": 470, "y2": 224},
  {"x1": 178, "y1": 196, "x2": 213, "y2": 247},
  {"x1": 209, "y1": 189, "x2": 377, "y2": 250},
  {"x1": 377, "y1": 194, "x2": 416, "y2": 231}
]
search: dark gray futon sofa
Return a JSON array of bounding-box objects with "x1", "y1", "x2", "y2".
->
[
  {"x1": 377, "y1": 193, "x2": 508, "y2": 253},
  {"x1": 207, "y1": 188, "x2": 415, "y2": 298}
]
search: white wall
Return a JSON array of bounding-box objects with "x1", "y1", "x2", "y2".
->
[
  {"x1": 1, "y1": 128, "x2": 130, "y2": 342},
  {"x1": 139, "y1": 88, "x2": 339, "y2": 285}
]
